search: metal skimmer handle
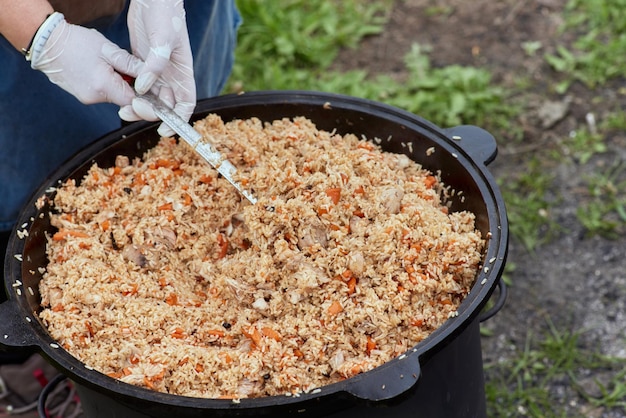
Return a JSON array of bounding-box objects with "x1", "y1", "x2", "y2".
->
[{"x1": 137, "y1": 92, "x2": 257, "y2": 204}]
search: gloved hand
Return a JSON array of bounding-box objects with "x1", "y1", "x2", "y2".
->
[
  {"x1": 30, "y1": 13, "x2": 142, "y2": 107},
  {"x1": 120, "y1": 0, "x2": 196, "y2": 137}
]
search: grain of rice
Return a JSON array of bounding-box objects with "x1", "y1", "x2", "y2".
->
[{"x1": 38, "y1": 114, "x2": 484, "y2": 399}]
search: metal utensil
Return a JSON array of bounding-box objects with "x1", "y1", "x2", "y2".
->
[{"x1": 137, "y1": 92, "x2": 257, "y2": 204}]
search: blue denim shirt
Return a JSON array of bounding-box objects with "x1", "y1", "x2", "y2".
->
[{"x1": 0, "y1": 1, "x2": 241, "y2": 232}]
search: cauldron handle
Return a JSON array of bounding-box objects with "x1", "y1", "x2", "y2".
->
[
  {"x1": 0, "y1": 300, "x2": 41, "y2": 351},
  {"x1": 342, "y1": 355, "x2": 421, "y2": 401},
  {"x1": 443, "y1": 125, "x2": 498, "y2": 166},
  {"x1": 479, "y1": 280, "x2": 508, "y2": 322}
]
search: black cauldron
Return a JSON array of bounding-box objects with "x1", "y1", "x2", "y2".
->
[{"x1": 1, "y1": 91, "x2": 508, "y2": 418}]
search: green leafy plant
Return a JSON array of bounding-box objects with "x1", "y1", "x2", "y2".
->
[
  {"x1": 562, "y1": 127, "x2": 608, "y2": 164},
  {"x1": 545, "y1": 0, "x2": 626, "y2": 92},
  {"x1": 230, "y1": 0, "x2": 390, "y2": 91},
  {"x1": 577, "y1": 161, "x2": 626, "y2": 238},
  {"x1": 230, "y1": 0, "x2": 518, "y2": 131},
  {"x1": 499, "y1": 158, "x2": 561, "y2": 252}
]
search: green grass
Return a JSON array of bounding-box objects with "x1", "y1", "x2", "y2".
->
[
  {"x1": 499, "y1": 158, "x2": 562, "y2": 252},
  {"x1": 485, "y1": 320, "x2": 626, "y2": 417},
  {"x1": 577, "y1": 161, "x2": 626, "y2": 238},
  {"x1": 545, "y1": 0, "x2": 626, "y2": 93}
]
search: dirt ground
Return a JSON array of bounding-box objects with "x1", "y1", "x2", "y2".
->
[{"x1": 336, "y1": 0, "x2": 626, "y2": 416}]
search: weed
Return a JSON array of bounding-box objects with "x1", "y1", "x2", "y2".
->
[
  {"x1": 577, "y1": 161, "x2": 626, "y2": 238},
  {"x1": 545, "y1": 0, "x2": 626, "y2": 92},
  {"x1": 485, "y1": 320, "x2": 626, "y2": 417},
  {"x1": 561, "y1": 126, "x2": 608, "y2": 164},
  {"x1": 230, "y1": 1, "x2": 517, "y2": 131},
  {"x1": 230, "y1": 0, "x2": 389, "y2": 92},
  {"x1": 499, "y1": 158, "x2": 561, "y2": 252}
]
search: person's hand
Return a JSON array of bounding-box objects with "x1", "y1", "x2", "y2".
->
[
  {"x1": 120, "y1": 0, "x2": 196, "y2": 137},
  {"x1": 30, "y1": 13, "x2": 142, "y2": 107}
]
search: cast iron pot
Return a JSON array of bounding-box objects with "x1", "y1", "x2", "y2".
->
[{"x1": 1, "y1": 91, "x2": 508, "y2": 418}]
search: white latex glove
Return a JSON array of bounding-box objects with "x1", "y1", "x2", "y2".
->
[
  {"x1": 120, "y1": 0, "x2": 196, "y2": 137},
  {"x1": 30, "y1": 13, "x2": 142, "y2": 107}
]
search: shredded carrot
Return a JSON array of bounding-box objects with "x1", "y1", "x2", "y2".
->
[
  {"x1": 178, "y1": 357, "x2": 189, "y2": 366},
  {"x1": 325, "y1": 187, "x2": 341, "y2": 205},
  {"x1": 217, "y1": 234, "x2": 228, "y2": 259},
  {"x1": 329, "y1": 223, "x2": 341, "y2": 231},
  {"x1": 317, "y1": 207, "x2": 329, "y2": 216},
  {"x1": 424, "y1": 175, "x2": 437, "y2": 189},
  {"x1": 52, "y1": 229, "x2": 89, "y2": 241},
  {"x1": 357, "y1": 142, "x2": 374, "y2": 151},
  {"x1": 195, "y1": 363, "x2": 204, "y2": 373},
  {"x1": 219, "y1": 352, "x2": 233, "y2": 364},
  {"x1": 347, "y1": 363, "x2": 364, "y2": 377},
  {"x1": 165, "y1": 293, "x2": 178, "y2": 306},
  {"x1": 130, "y1": 353, "x2": 140, "y2": 364},
  {"x1": 122, "y1": 283, "x2": 138, "y2": 296},
  {"x1": 207, "y1": 329, "x2": 225, "y2": 338},
  {"x1": 101, "y1": 219, "x2": 111, "y2": 231},
  {"x1": 340, "y1": 173, "x2": 349, "y2": 185},
  {"x1": 261, "y1": 327, "x2": 281, "y2": 342},
  {"x1": 84, "y1": 321, "x2": 94, "y2": 337},
  {"x1": 366, "y1": 335, "x2": 377, "y2": 355},
  {"x1": 198, "y1": 174, "x2": 213, "y2": 185},
  {"x1": 183, "y1": 193, "x2": 192, "y2": 206},
  {"x1": 171, "y1": 327, "x2": 186, "y2": 339},
  {"x1": 51, "y1": 303, "x2": 64, "y2": 312},
  {"x1": 328, "y1": 300, "x2": 343, "y2": 315},
  {"x1": 132, "y1": 173, "x2": 146, "y2": 187},
  {"x1": 354, "y1": 185, "x2": 365, "y2": 195},
  {"x1": 243, "y1": 326, "x2": 262, "y2": 347},
  {"x1": 158, "y1": 202, "x2": 173, "y2": 211},
  {"x1": 347, "y1": 276, "x2": 357, "y2": 295},
  {"x1": 411, "y1": 318, "x2": 424, "y2": 327}
]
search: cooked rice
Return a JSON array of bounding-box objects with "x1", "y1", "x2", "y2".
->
[{"x1": 39, "y1": 115, "x2": 484, "y2": 399}]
